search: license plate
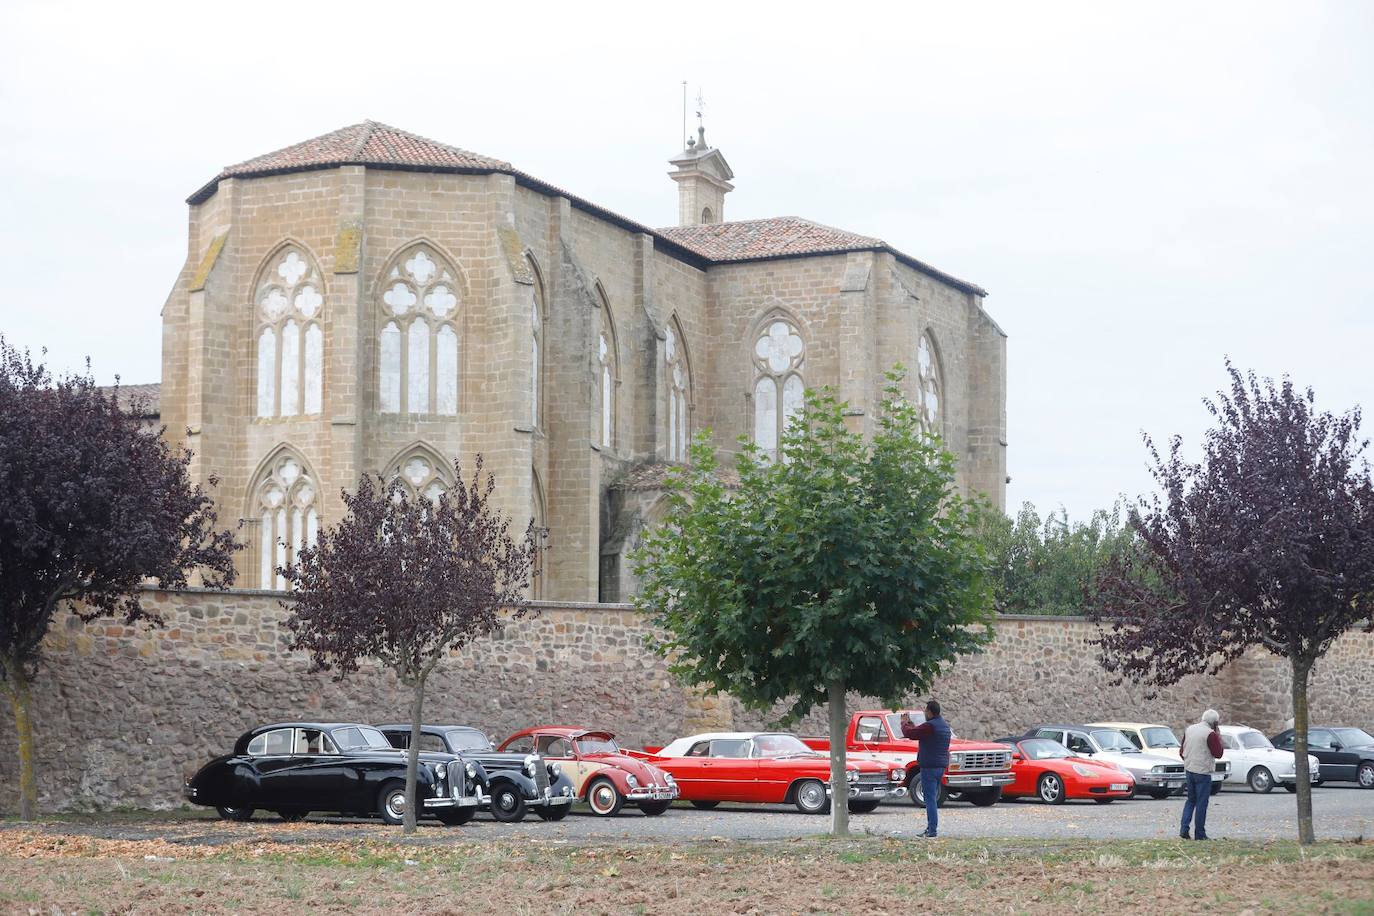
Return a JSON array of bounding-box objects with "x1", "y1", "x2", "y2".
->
[
  {"x1": 979, "y1": 776, "x2": 994, "y2": 787},
  {"x1": 1110, "y1": 783, "x2": 1129, "y2": 791}
]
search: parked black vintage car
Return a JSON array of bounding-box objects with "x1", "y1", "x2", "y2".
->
[
  {"x1": 380, "y1": 724, "x2": 576, "y2": 823},
  {"x1": 1272, "y1": 727, "x2": 1374, "y2": 788},
  {"x1": 184, "y1": 722, "x2": 488, "y2": 826}
]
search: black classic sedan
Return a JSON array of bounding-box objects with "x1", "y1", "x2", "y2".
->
[
  {"x1": 380, "y1": 724, "x2": 576, "y2": 823},
  {"x1": 1271, "y1": 727, "x2": 1374, "y2": 788},
  {"x1": 184, "y1": 722, "x2": 487, "y2": 825}
]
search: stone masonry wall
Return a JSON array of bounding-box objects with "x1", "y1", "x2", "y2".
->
[{"x1": 2, "y1": 589, "x2": 1371, "y2": 813}]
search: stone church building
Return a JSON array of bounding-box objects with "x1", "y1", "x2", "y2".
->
[{"x1": 156, "y1": 121, "x2": 1006, "y2": 603}]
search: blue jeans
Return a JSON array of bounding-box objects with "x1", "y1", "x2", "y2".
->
[
  {"x1": 1180, "y1": 772, "x2": 1212, "y2": 838},
  {"x1": 919, "y1": 767, "x2": 944, "y2": 835}
]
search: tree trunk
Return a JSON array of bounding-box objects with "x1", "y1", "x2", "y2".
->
[
  {"x1": 403, "y1": 676, "x2": 426, "y2": 835},
  {"x1": 1290, "y1": 655, "x2": 1315, "y2": 845},
  {"x1": 4, "y1": 665, "x2": 38, "y2": 821},
  {"x1": 827, "y1": 680, "x2": 849, "y2": 837}
]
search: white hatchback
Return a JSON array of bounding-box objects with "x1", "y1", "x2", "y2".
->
[{"x1": 1218, "y1": 725, "x2": 1321, "y2": 793}]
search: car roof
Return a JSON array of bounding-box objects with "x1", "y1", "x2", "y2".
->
[
  {"x1": 376, "y1": 724, "x2": 484, "y2": 734},
  {"x1": 504, "y1": 725, "x2": 615, "y2": 741},
  {"x1": 1089, "y1": 721, "x2": 1171, "y2": 730},
  {"x1": 1218, "y1": 725, "x2": 1261, "y2": 734},
  {"x1": 1029, "y1": 724, "x2": 1093, "y2": 731},
  {"x1": 246, "y1": 722, "x2": 370, "y2": 734}
]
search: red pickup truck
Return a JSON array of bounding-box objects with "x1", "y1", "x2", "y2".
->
[{"x1": 805, "y1": 709, "x2": 1015, "y2": 807}]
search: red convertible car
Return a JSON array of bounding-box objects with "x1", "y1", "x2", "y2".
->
[
  {"x1": 996, "y1": 737, "x2": 1136, "y2": 804},
  {"x1": 498, "y1": 726, "x2": 678, "y2": 816},
  {"x1": 641, "y1": 731, "x2": 906, "y2": 814}
]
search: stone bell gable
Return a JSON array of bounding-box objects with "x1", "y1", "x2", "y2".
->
[{"x1": 158, "y1": 120, "x2": 1005, "y2": 603}]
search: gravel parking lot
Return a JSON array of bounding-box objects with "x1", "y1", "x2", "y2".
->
[{"x1": 9, "y1": 784, "x2": 1370, "y2": 845}]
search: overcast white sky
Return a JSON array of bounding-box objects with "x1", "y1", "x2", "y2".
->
[{"x1": 1, "y1": 1, "x2": 1370, "y2": 520}]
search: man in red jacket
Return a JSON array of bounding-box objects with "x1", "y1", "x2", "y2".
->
[{"x1": 1179, "y1": 709, "x2": 1224, "y2": 840}]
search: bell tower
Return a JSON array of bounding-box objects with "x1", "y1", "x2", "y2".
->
[{"x1": 669, "y1": 124, "x2": 734, "y2": 227}]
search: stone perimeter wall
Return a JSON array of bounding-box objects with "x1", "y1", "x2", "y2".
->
[{"x1": 2, "y1": 588, "x2": 1371, "y2": 813}]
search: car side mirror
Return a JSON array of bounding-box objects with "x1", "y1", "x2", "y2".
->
[
  {"x1": 1011, "y1": 752, "x2": 1023, "y2": 761},
  {"x1": 1330, "y1": 743, "x2": 1342, "y2": 751}
]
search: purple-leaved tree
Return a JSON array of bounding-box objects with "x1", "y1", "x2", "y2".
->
[
  {"x1": 1093, "y1": 363, "x2": 1374, "y2": 844},
  {"x1": 0, "y1": 339, "x2": 240, "y2": 819},
  {"x1": 280, "y1": 457, "x2": 535, "y2": 834}
]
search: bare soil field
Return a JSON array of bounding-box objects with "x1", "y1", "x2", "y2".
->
[{"x1": 1, "y1": 816, "x2": 1372, "y2": 914}]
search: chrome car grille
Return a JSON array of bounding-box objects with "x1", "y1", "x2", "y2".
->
[
  {"x1": 1160, "y1": 764, "x2": 1185, "y2": 775},
  {"x1": 856, "y1": 773, "x2": 889, "y2": 786},
  {"x1": 534, "y1": 763, "x2": 550, "y2": 794},
  {"x1": 958, "y1": 751, "x2": 1011, "y2": 771}
]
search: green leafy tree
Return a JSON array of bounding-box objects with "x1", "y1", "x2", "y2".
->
[
  {"x1": 633, "y1": 374, "x2": 994, "y2": 836},
  {"x1": 979, "y1": 501, "x2": 1138, "y2": 616}
]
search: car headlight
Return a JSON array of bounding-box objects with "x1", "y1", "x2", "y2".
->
[
  {"x1": 663, "y1": 771, "x2": 675, "y2": 784},
  {"x1": 890, "y1": 768, "x2": 903, "y2": 781},
  {"x1": 626, "y1": 774, "x2": 639, "y2": 788},
  {"x1": 523, "y1": 755, "x2": 537, "y2": 777},
  {"x1": 948, "y1": 754, "x2": 963, "y2": 771},
  {"x1": 1151, "y1": 765, "x2": 1165, "y2": 774},
  {"x1": 1073, "y1": 764, "x2": 1095, "y2": 777},
  {"x1": 435, "y1": 763, "x2": 447, "y2": 780},
  {"x1": 548, "y1": 762, "x2": 562, "y2": 779},
  {"x1": 465, "y1": 762, "x2": 477, "y2": 779},
  {"x1": 847, "y1": 769, "x2": 859, "y2": 783}
]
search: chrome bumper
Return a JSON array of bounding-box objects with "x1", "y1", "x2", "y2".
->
[
  {"x1": 945, "y1": 773, "x2": 1015, "y2": 788},
  {"x1": 1136, "y1": 774, "x2": 1186, "y2": 786},
  {"x1": 829, "y1": 782, "x2": 907, "y2": 800},
  {"x1": 529, "y1": 787, "x2": 577, "y2": 808},
  {"x1": 626, "y1": 785, "x2": 679, "y2": 802}
]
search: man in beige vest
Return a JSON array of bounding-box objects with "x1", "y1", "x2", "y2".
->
[{"x1": 1179, "y1": 709, "x2": 1223, "y2": 840}]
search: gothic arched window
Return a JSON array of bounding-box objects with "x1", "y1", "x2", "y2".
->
[
  {"x1": 252, "y1": 451, "x2": 319, "y2": 589},
  {"x1": 386, "y1": 447, "x2": 452, "y2": 502},
  {"x1": 752, "y1": 316, "x2": 805, "y2": 460},
  {"x1": 378, "y1": 245, "x2": 461, "y2": 416},
  {"x1": 530, "y1": 268, "x2": 544, "y2": 428},
  {"x1": 255, "y1": 247, "x2": 324, "y2": 418},
  {"x1": 531, "y1": 468, "x2": 547, "y2": 600},
  {"x1": 917, "y1": 331, "x2": 943, "y2": 434},
  {"x1": 598, "y1": 299, "x2": 618, "y2": 449},
  {"x1": 665, "y1": 319, "x2": 691, "y2": 461}
]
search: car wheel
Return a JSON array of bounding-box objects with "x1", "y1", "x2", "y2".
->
[
  {"x1": 586, "y1": 777, "x2": 625, "y2": 817},
  {"x1": 216, "y1": 806, "x2": 254, "y2": 822},
  {"x1": 489, "y1": 783, "x2": 527, "y2": 823},
  {"x1": 1037, "y1": 774, "x2": 1067, "y2": 805},
  {"x1": 275, "y1": 809, "x2": 308, "y2": 822},
  {"x1": 911, "y1": 780, "x2": 948, "y2": 808},
  {"x1": 1284, "y1": 783, "x2": 1299, "y2": 793},
  {"x1": 1358, "y1": 763, "x2": 1374, "y2": 789},
  {"x1": 1210, "y1": 782, "x2": 1223, "y2": 797},
  {"x1": 968, "y1": 788, "x2": 1002, "y2": 807},
  {"x1": 378, "y1": 782, "x2": 408, "y2": 826},
  {"x1": 848, "y1": 799, "x2": 881, "y2": 814},
  {"x1": 793, "y1": 778, "x2": 830, "y2": 815},
  {"x1": 1094, "y1": 797, "x2": 1115, "y2": 805},
  {"x1": 1147, "y1": 788, "x2": 1173, "y2": 800},
  {"x1": 1248, "y1": 767, "x2": 1274, "y2": 794},
  {"x1": 536, "y1": 806, "x2": 570, "y2": 821},
  {"x1": 639, "y1": 800, "x2": 672, "y2": 816},
  {"x1": 690, "y1": 800, "x2": 720, "y2": 810},
  {"x1": 435, "y1": 807, "x2": 475, "y2": 827}
]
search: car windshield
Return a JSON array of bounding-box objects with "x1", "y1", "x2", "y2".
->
[
  {"x1": 445, "y1": 730, "x2": 493, "y2": 751},
  {"x1": 1141, "y1": 727, "x2": 1180, "y2": 749},
  {"x1": 1020, "y1": 739, "x2": 1071, "y2": 760},
  {"x1": 331, "y1": 726, "x2": 392, "y2": 751},
  {"x1": 1090, "y1": 729, "x2": 1139, "y2": 753},
  {"x1": 1334, "y1": 728, "x2": 1374, "y2": 747},
  {"x1": 1238, "y1": 731, "x2": 1272, "y2": 750},
  {"x1": 575, "y1": 736, "x2": 620, "y2": 755},
  {"x1": 752, "y1": 734, "x2": 814, "y2": 758}
]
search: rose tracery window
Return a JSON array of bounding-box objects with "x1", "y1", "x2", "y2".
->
[
  {"x1": 752, "y1": 317, "x2": 805, "y2": 460},
  {"x1": 665, "y1": 322, "x2": 691, "y2": 461},
  {"x1": 917, "y1": 332, "x2": 942, "y2": 434},
  {"x1": 254, "y1": 452, "x2": 319, "y2": 589},
  {"x1": 255, "y1": 248, "x2": 324, "y2": 418},
  {"x1": 378, "y1": 246, "x2": 460, "y2": 416},
  {"x1": 388, "y1": 450, "x2": 450, "y2": 502}
]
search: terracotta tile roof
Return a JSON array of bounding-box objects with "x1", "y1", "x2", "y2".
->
[
  {"x1": 188, "y1": 123, "x2": 986, "y2": 296},
  {"x1": 100, "y1": 383, "x2": 161, "y2": 418},
  {"x1": 656, "y1": 217, "x2": 987, "y2": 296},
  {"x1": 189, "y1": 121, "x2": 512, "y2": 204}
]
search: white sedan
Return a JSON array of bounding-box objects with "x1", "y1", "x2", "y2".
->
[{"x1": 1218, "y1": 725, "x2": 1321, "y2": 793}]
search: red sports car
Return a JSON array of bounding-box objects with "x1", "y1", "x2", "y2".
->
[
  {"x1": 642, "y1": 731, "x2": 906, "y2": 814},
  {"x1": 498, "y1": 727, "x2": 679, "y2": 816},
  {"x1": 997, "y1": 737, "x2": 1136, "y2": 804}
]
